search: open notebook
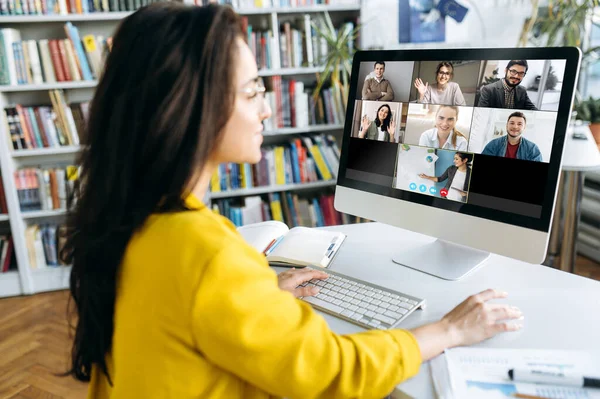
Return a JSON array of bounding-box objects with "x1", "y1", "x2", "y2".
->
[{"x1": 237, "y1": 221, "x2": 346, "y2": 268}]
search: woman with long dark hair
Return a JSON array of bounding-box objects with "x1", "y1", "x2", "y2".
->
[
  {"x1": 63, "y1": 3, "x2": 522, "y2": 398},
  {"x1": 358, "y1": 103, "x2": 396, "y2": 142}
]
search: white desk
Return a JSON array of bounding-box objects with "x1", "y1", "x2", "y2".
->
[{"x1": 277, "y1": 222, "x2": 600, "y2": 398}]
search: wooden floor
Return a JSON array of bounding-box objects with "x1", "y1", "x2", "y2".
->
[{"x1": 1, "y1": 257, "x2": 600, "y2": 399}]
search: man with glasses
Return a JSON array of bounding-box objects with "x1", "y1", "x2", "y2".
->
[
  {"x1": 362, "y1": 61, "x2": 395, "y2": 101},
  {"x1": 477, "y1": 60, "x2": 537, "y2": 110}
]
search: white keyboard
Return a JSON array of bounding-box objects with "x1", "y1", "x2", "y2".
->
[{"x1": 298, "y1": 268, "x2": 426, "y2": 330}]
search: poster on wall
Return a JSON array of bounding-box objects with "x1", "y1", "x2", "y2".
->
[{"x1": 399, "y1": 0, "x2": 469, "y2": 43}]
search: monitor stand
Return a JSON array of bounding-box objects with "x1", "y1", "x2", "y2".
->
[{"x1": 392, "y1": 239, "x2": 490, "y2": 281}]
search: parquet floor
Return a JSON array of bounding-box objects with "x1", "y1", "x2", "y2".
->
[
  {"x1": 1, "y1": 256, "x2": 599, "y2": 399},
  {"x1": 0, "y1": 290, "x2": 87, "y2": 399}
]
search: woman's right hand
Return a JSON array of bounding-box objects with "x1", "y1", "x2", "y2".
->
[
  {"x1": 361, "y1": 115, "x2": 371, "y2": 132},
  {"x1": 441, "y1": 289, "x2": 523, "y2": 347},
  {"x1": 414, "y1": 78, "x2": 428, "y2": 97},
  {"x1": 418, "y1": 173, "x2": 430, "y2": 180}
]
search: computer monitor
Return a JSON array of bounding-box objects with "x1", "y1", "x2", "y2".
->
[{"x1": 334, "y1": 47, "x2": 581, "y2": 280}]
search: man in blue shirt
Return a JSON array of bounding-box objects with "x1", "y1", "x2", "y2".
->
[{"x1": 481, "y1": 112, "x2": 542, "y2": 162}]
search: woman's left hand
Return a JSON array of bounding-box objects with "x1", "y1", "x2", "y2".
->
[
  {"x1": 278, "y1": 267, "x2": 329, "y2": 298},
  {"x1": 388, "y1": 119, "x2": 396, "y2": 142}
]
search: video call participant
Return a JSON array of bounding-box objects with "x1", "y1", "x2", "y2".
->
[
  {"x1": 359, "y1": 104, "x2": 397, "y2": 142},
  {"x1": 419, "y1": 152, "x2": 473, "y2": 203},
  {"x1": 418, "y1": 105, "x2": 468, "y2": 151},
  {"x1": 477, "y1": 60, "x2": 538, "y2": 110},
  {"x1": 362, "y1": 61, "x2": 395, "y2": 101},
  {"x1": 481, "y1": 111, "x2": 542, "y2": 162},
  {"x1": 414, "y1": 61, "x2": 466, "y2": 106}
]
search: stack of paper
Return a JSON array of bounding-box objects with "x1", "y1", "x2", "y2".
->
[{"x1": 431, "y1": 347, "x2": 600, "y2": 399}]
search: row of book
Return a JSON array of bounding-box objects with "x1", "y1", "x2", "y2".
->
[
  {"x1": 243, "y1": 15, "x2": 355, "y2": 72},
  {"x1": 212, "y1": 192, "x2": 367, "y2": 228},
  {"x1": 0, "y1": 0, "x2": 166, "y2": 15},
  {"x1": 194, "y1": 0, "x2": 359, "y2": 8},
  {"x1": 14, "y1": 165, "x2": 79, "y2": 212},
  {"x1": 210, "y1": 134, "x2": 339, "y2": 193},
  {"x1": 0, "y1": 26, "x2": 111, "y2": 86},
  {"x1": 25, "y1": 223, "x2": 65, "y2": 268},
  {"x1": 263, "y1": 77, "x2": 345, "y2": 130},
  {"x1": 4, "y1": 92, "x2": 88, "y2": 150},
  {"x1": 0, "y1": 235, "x2": 17, "y2": 273}
]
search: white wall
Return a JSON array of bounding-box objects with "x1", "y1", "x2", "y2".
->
[
  {"x1": 360, "y1": 0, "x2": 531, "y2": 50},
  {"x1": 467, "y1": 108, "x2": 557, "y2": 162}
]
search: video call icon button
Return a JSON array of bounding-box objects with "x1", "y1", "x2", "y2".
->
[{"x1": 429, "y1": 187, "x2": 437, "y2": 195}]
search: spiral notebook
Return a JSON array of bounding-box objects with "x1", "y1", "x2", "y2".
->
[{"x1": 237, "y1": 221, "x2": 346, "y2": 269}]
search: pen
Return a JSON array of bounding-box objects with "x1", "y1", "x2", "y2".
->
[
  {"x1": 508, "y1": 368, "x2": 600, "y2": 388},
  {"x1": 262, "y1": 238, "x2": 276, "y2": 255},
  {"x1": 264, "y1": 236, "x2": 284, "y2": 256}
]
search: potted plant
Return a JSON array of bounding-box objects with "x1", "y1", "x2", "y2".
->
[
  {"x1": 575, "y1": 96, "x2": 600, "y2": 148},
  {"x1": 310, "y1": 11, "x2": 361, "y2": 113}
]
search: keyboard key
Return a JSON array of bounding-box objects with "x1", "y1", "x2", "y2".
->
[
  {"x1": 303, "y1": 296, "x2": 344, "y2": 314},
  {"x1": 373, "y1": 314, "x2": 395, "y2": 325},
  {"x1": 384, "y1": 310, "x2": 402, "y2": 319}
]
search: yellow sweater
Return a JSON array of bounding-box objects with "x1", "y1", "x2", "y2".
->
[{"x1": 87, "y1": 194, "x2": 422, "y2": 399}]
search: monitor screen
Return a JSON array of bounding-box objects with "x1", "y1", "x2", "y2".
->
[{"x1": 337, "y1": 48, "x2": 581, "y2": 233}]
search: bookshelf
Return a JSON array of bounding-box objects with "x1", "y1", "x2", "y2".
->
[
  {"x1": 0, "y1": 1, "x2": 361, "y2": 298},
  {"x1": 209, "y1": 179, "x2": 336, "y2": 200}
]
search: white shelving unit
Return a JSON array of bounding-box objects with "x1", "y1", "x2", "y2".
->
[
  {"x1": 209, "y1": 179, "x2": 336, "y2": 200},
  {"x1": 0, "y1": 3, "x2": 359, "y2": 298}
]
